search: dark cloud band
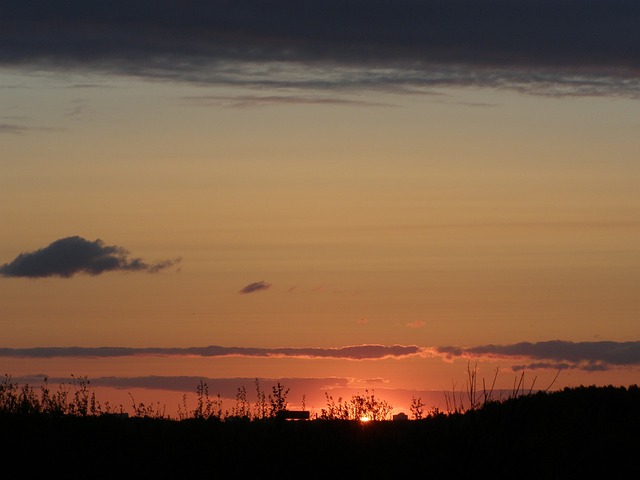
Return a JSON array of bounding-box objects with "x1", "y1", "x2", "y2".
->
[
  {"x1": 4, "y1": 341, "x2": 639, "y2": 372},
  {"x1": 434, "y1": 340, "x2": 640, "y2": 371},
  {"x1": 0, "y1": 344, "x2": 424, "y2": 360},
  {"x1": 2, "y1": 0, "x2": 639, "y2": 97},
  {"x1": 0, "y1": 236, "x2": 180, "y2": 278}
]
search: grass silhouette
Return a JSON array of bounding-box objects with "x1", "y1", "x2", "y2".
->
[{"x1": 1, "y1": 373, "x2": 638, "y2": 478}]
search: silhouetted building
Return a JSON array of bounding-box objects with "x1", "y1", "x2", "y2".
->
[{"x1": 276, "y1": 410, "x2": 310, "y2": 420}]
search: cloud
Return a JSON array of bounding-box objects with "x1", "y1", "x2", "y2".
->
[
  {"x1": 0, "y1": 236, "x2": 181, "y2": 278},
  {"x1": 0, "y1": 344, "x2": 425, "y2": 360},
  {"x1": 9, "y1": 374, "x2": 456, "y2": 414},
  {"x1": 0, "y1": 123, "x2": 26, "y2": 134},
  {"x1": 2, "y1": 0, "x2": 639, "y2": 97},
  {"x1": 0, "y1": 123, "x2": 59, "y2": 134},
  {"x1": 239, "y1": 281, "x2": 271, "y2": 294},
  {"x1": 3, "y1": 340, "x2": 638, "y2": 372},
  {"x1": 185, "y1": 94, "x2": 392, "y2": 108},
  {"x1": 432, "y1": 340, "x2": 640, "y2": 371},
  {"x1": 406, "y1": 320, "x2": 425, "y2": 329},
  {"x1": 7, "y1": 375, "x2": 356, "y2": 413},
  {"x1": 93, "y1": 376, "x2": 352, "y2": 396}
]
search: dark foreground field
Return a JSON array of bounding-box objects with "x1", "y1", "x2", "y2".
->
[{"x1": 2, "y1": 385, "x2": 638, "y2": 479}]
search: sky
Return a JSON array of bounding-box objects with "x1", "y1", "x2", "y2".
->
[{"x1": 1, "y1": 0, "x2": 639, "y2": 417}]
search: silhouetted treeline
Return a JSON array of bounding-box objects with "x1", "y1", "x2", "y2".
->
[{"x1": 1, "y1": 384, "x2": 638, "y2": 479}]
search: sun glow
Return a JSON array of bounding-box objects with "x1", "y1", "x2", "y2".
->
[{"x1": 359, "y1": 415, "x2": 371, "y2": 423}]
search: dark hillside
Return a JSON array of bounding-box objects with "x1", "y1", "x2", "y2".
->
[{"x1": 2, "y1": 385, "x2": 638, "y2": 479}]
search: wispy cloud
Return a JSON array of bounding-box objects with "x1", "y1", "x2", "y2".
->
[
  {"x1": 431, "y1": 340, "x2": 640, "y2": 372},
  {"x1": 0, "y1": 344, "x2": 425, "y2": 360},
  {"x1": 0, "y1": 123, "x2": 60, "y2": 134},
  {"x1": 80, "y1": 376, "x2": 351, "y2": 396},
  {"x1": 8, "y1": 374, "x2": 454, "y2": 413},
  {"x1": 185, "y1": 94, "x2": 393, "y2": 108},
  {"x1": 0, "y1": 123, "x2": 26, "y2": 134},
  {"x1": 2, "y1": 0, "x2": 639, "y2": 97},
  {"x1": 239, "y1": 281, "x2": 271, "y2": 294},
  {"x1": 0, "y1": 236, "x2": 181, "y2": 278},
  {"x1": 406, "y1": 321, "x2": 425, "y2": 329}
]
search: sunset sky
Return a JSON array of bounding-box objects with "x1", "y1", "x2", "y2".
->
[{"x1": 1, "y1": 0, "x2": 639, "y2": 417}]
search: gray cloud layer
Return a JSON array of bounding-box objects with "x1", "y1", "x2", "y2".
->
[
  {"x1": 434, "y1": 340, "x2": 640, "y2": 371},
  {"x1": 0, "y1": 236, "x2": 181, "y2": 278},
  {"x1": 2, "y1": 1, "x2": 639, "y2": 97}
]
